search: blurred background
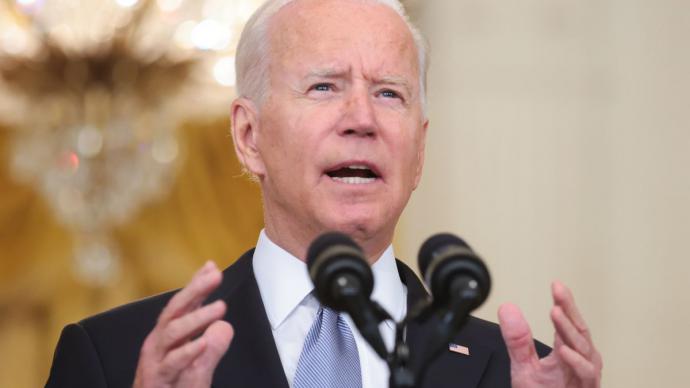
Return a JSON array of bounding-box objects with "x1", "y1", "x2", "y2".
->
[{"x1": 0, "y1": 0, "x2": 688, "y2": 387}]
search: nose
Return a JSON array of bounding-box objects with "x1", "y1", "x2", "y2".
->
[{"x1": 338, "y1": 87, "x2": 377, "y2": 138}]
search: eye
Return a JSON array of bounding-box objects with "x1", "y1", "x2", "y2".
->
[
  {"x1": 309, "y1": 83, "x2": 335, "y2": 92},
  {"x1": 379, "y1": 89, "x2": 402, "y2": 99}
]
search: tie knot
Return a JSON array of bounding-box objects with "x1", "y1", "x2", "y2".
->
[
  {"x1": 321, "y1": 306, "x2": 339, "y2": 320},
  {"x1": 315, "y1": 307, "x2": 344, "y2": 340}
]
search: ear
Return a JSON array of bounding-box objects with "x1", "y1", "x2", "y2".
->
[
  {"x1": 412, "y1": 119, "x2": 428, "y2": 190},
  {"x1": 230, "y1": 97, "x2": 266, "y2": 178}
]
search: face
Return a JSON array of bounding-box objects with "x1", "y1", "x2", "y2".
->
[{"x1": 232, "y1": 0, "x2": 427, "y2": 259}]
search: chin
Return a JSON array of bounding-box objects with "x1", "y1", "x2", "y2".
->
[{"x1": 320, "y1": 206, "x2": 389, "y2": 242}]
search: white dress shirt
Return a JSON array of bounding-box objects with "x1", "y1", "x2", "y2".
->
[{"x1": 253, "y1": 230, "x2": 408, "y2": 388}]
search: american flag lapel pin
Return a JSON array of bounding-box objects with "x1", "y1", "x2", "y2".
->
[{"x1": 448, "y1": 343, "x2": 470, "y2": 356}]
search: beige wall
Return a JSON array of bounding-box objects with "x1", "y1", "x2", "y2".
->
[{"x1": 397, "y1": 1, "x2": 690, "y2": 387}]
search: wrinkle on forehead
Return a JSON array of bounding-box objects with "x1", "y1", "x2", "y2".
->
[{"x1": 267, "y1": 0, "x2": 420, "y2": 90}]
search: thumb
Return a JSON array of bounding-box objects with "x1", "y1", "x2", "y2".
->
[{"x1": 498, "y1": 303, "x2": 537, "y2": 368}]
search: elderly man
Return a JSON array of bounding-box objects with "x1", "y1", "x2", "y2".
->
[{"x1": 47, "y1": 0, "x2": 602, "y2": 387}]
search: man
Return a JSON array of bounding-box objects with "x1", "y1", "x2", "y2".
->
[{"x1": 47, "y1": 0, "x2": 602, "y2": 387}]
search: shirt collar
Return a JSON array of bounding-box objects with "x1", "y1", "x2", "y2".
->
[
  {"x1": 370, "y1": 245, "x2": 407, "y2": 325},
  {"x1": 253, "y1": 229, "x2": 406, "y2": 330}
]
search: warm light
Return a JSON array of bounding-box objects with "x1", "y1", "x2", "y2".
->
[
  {"x1": 173, "y1": 20, "x2": 197, "y2": 49},
  {"x1": 57, "y1": 151, "x2": 80, "y2": 174},
  {"x1": 57, "y1": 187, "x2": 84, "y2": 215},
  {"x1": 73, "y1": 240, "x2": 121, "y2": 286},
  {"x1": 151, "y1": 136, "x2": 178, "y2": 164},
  {"x1": 202, "y1": 0, "x2": 231, "y2": 23},
  {"x1": 1, "y1": 25, "x2": 31, "y2": 55},
  {"x1": 68, "y1": 152, "x2": 80, "y2": 171},
  {"x1": 236, "y1": 2, "x2": 259, "y2": 22},
  {"x1": 157, "y1": 0, "x2": 183, "y2": 13},
  {"x1": 213, "y1": 56, "x2": 236, "y2": 87},
  {"x1": 77, "y1": 126, "x2": 104, "y2": 158},
  {"x1": 203, "y1": 0, "x2": 259, "y2": 24},
  {"x1": 115, "y1": 0, "x2": 139, "y2": 8},
  {"x1": 191, "y1": 19, "x2": 231, "y2": 51},
  {"x1": 16, "y1": 0, "x2": 38, "y2": 5}
]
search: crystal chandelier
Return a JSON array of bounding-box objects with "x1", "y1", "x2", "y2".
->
[{"x1": 0, "y1": 0, "x2": 262, "y2": 286}]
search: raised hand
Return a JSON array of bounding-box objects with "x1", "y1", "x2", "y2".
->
[
  {"x1": 133, "y1": 261, "x2": 234, "y2": 388},
  {"x1": 498, "y1": 281, "x2": 602, "y2": 388}
]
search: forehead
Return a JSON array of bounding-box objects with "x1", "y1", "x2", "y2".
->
[{"x1": 268, "y1": 0, "x2": 419, "y2": 80}]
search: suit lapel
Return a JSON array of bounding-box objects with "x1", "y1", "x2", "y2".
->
[
  {"x1": 396, "y1": 260, "x2": 493, "y2": 388},
  {"x1": 211, "y1": 250, "x2": 290, "y2": 388}
]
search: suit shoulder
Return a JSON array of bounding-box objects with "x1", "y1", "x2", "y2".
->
[
  {"x1": 82, "y1": 288, "x2": 174, "y2": 332},
  {"x1": 46, "y1": 323, "x2": 109, "y2": 387},
  {"x1": 45, "y1": 292, "x2": 176, "y2": 388},
  {"x1": 80, "y1": 252, "x2": 253, "y2": 334},
  {"x1": 79, "y1": 250, "x2": 255, "y2": 334},
  {"x1": 47, "y1": 250, "x2": 256, "y2": 387}
]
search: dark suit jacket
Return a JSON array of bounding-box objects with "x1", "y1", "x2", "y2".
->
[{"x1": 46, "y1": 249, "x2": 550, "y2": 387}]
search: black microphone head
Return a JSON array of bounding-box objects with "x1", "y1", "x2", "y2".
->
[
  {"x1": 418, "y1": 233, "x2": 491, "y2": 309},
  {"x1": 418, "y1": 233, "x2": 472, "y2": 277},
  {"x1": 306, "y1": 231, "x2": 357, "y2": 265},
  {"x1": 306, "y1": 232, "x2": 373, "y2": 311}
]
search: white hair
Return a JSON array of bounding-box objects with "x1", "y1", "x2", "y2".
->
[{"x1": 235, "y1": 0, "x2": 429, "y2": 113}]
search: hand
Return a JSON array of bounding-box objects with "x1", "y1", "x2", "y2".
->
[
  {"x1": 498, "y1": 281, "x2": 602, "y2": 388},
  {"x1": 133, "y1": 261, "x2": 234, "y2": 388}
]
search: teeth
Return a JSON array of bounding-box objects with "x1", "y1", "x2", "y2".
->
[
  {"x1": 348, "y1": 165, "x2": 370, "y2": 170},
  {"x1": 332, "y1": 176, "x2": 376, "y2": 184}
]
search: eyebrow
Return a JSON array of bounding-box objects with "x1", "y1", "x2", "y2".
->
[
  {"x1": 304, "y1": 68, "x2": 350, "y2": 80},
  {"x1": 375, "y1": 75, "x2": 413, "y2": 95},
  {"x1": 303, "y1": 69, "x2": 413, "y2": 95}
]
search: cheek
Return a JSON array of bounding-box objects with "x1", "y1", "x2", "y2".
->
[
  {"x1": 258, "y1": 109, "x2": 302, "y2": 164},
  {"x1": 395, "y1": 142, "x2": 424, "y2": 190},
  {"x1": 259, "y1": 126, "x2": 321, "y2": 189},
  {"x1": 388, "y1": 121, "x2": 424, "y2": 168}
]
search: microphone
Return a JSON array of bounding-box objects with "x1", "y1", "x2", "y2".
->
[
  {"x1": 415, "y1": 233, "x2": 491, "y2": 380},
  {"x1": 306, "y1": 232, "x2": 388, "y2": 359},
  {"x1": 418, "y1": 233, "x2": 491, "y2": 310}
]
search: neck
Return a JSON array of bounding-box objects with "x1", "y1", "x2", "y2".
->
[{"x1": 263, "y1": 215, "x2": 394, "y2": 265}]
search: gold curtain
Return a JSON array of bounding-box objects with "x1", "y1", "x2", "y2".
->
[{"x1": 0, "y1": 118, "x2": 264, "y2": 387}]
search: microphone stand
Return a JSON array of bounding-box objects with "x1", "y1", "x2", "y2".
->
[
  {"x1": 343, "y1": 298, "x2": 416, "y2": 388},
  {"x1": 360, "y1": 280, "x2": 479, "y2": 388},
  {"x1": 387, "y1": 321, "x2": 415, "y2": 388},
  {"x1": 413, "y1": 280, "x2": 479, "y2": 386}
]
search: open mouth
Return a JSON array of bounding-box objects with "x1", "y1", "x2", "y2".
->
[{"x1": 325, "y1": 164, "x2": 381, "y2": 184}]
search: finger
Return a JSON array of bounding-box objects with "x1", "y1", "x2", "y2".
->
[
  {"x1": 159, "y1": 262, "x2": 222, "y2": 324},
  {"x1": 558, "y1": 345, "x2": 599, "y2": 382},
  {"x1": 200, "y1": 320, "x2": 234, "y2": 367},
  {"x1": 554, "y1": 330, "x2": 564, "y2": 349},
  {"x1": 159, "y1": 336, "x2": 207, "y2": 382},
  {"x1": 157, "y1": 300, "x2": 227, "y2": 353},
  {"x1": 178, "y1": 321, "x2": 234, "y2": 387},
  {"x1": 552, "y1": 281, "x2": 591, "y2": 340},
  {"x1": 551, "y1": 305, "x2": 591, "y2": 356},
  {"x1": 498, "y1": 303, "x2": 538, "y2": 367}
]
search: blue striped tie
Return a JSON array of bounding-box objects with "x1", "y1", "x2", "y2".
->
[{"x1": 293, "y1": 306, "x2": 363, "y2": 388}]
